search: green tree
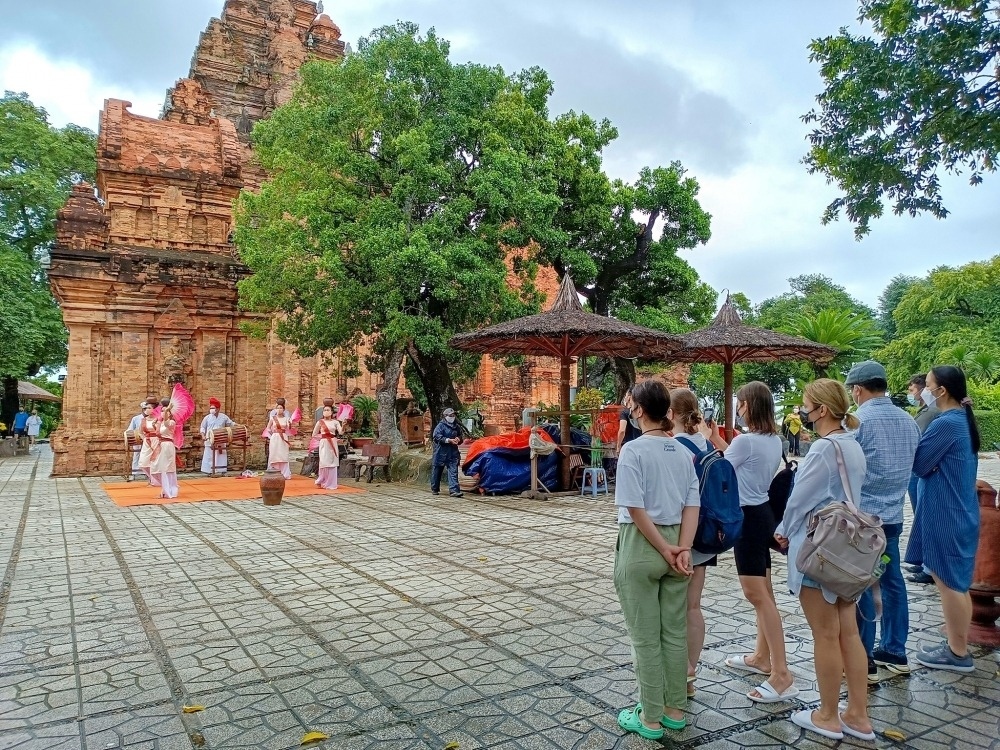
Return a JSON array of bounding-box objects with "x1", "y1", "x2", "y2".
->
[
  {"x1": 804, "y1": 0, "x2": 1000, "y2": 238},
  {"x1": 876, "y1": 255, "x2": 1000, "y2": 387},
  {"x1": 876, "y1": 273, "x2": 919, "y2": 338},
  {"x1": 545, "y1": 142, "x2": 714, "y2": 397},
  {"x1": 0, "y1": 92, "x2": 95, "y2": 425},
  {"x1": 788, "y1": 308, "x2": 883, "y2": 378},
  {"x1": 235, "y1": 24, "x2": 569, "y2": 426}
]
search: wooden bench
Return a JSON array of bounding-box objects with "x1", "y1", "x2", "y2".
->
[{"x1": 355, "y1": 443, "x2": 391, "y2": 483}]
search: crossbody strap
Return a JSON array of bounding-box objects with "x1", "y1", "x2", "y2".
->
[{"x1": 822, "y1": 437, "x2": 859, "y2": 512}]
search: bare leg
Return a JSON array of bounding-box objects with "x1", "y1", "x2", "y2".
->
[
  {"x1": 742, "y1": 573, "x2": 792, "y2": 695},
  {"x1": 837, "y1": 598, "x2": 872, "y2": 734},
  {"x1": 798, "y1": 587, "x2": 844, "y2": 735},
  {"x1": 687, "y1": 566, "x2": 707, "y2": 678},
  {"x1": 933, "y1": 575, "x2": 972, "y2": 656}
]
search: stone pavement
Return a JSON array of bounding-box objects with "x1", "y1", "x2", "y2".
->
[{"x1": 1, "y1": 447, "x2": 998, "y2": 750}]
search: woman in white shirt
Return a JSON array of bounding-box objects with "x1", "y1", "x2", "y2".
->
[
  {"x1": 707, "y1": 382, "x2": 792, "y2": 703},
  {"x1": 774, "y1": 379, "x2": 872, "y2": 742},
  {"x1": 614, "y1": 380, "x2": 700, "y2": 741}
]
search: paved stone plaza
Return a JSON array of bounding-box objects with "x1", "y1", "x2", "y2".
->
[{"x1": 1, "y1": 447, "x2": 998, "y2": 749}]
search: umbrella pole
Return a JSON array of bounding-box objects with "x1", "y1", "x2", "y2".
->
[
  {"x1": 724, "y1": 363, "x2": 734, "y2": 441},
  {"x1": 560, "y1": 357, "x2": 571, "y2": 490}
]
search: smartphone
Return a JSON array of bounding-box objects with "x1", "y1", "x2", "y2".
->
[{"x1": 703, "y1": 407, "x2": 715, "y2": 425}]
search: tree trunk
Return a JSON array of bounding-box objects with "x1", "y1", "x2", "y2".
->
[
  {"x1": 612, "y1": 358, "x2": 636, "y2": 402},
  {"x1": 2, "y1": 376, "x2": 19, "y2": 430},
  {"x1": 375, "y1": 344, "x2": 406, "y2": 454},
  {"x1": 406, "y1": 343, "x2": 462, "y2": 426}
]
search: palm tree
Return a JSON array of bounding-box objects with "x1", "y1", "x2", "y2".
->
[
  {"x1": 787, "y1": 308, "x2": 882, "y2": 378},
  {"x1": 968, "y1": 351, "x2": 1000, "y2": 384}
]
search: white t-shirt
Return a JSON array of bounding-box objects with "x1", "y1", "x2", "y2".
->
[
  {"x1": 616, "y1": 435, "x2": 700, "y2": 525},
  {"x1": 724, "y1": 432, "x2": 783, "y2": 507}
]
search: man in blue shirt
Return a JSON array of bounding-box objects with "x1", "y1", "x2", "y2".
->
[
  {"x1": 12, "y1": 407, "x2": 29, "y2": 438},
  {"x1": 847, "y1": 361, "x2": 921, "y2": 678}
]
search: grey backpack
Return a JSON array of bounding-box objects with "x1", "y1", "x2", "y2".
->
[{"x1": 795, "y1": 438, "x2": 886, "y2": 602}]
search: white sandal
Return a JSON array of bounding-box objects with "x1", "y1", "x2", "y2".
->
[
  {"x1": 724, "y1": 654, "x2": 771, "y2": 676},
  {"x1": 747, "y1": 679, "x2": 800, "y2": 703}
]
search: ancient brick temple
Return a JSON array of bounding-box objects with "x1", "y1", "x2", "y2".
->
[{"x1": 49, "y1": 0, "x2": 564, "y2": 476}]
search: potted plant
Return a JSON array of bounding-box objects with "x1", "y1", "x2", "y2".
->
[{"x1": 350, "y1": 394, "x2": 378, "y2": 448}]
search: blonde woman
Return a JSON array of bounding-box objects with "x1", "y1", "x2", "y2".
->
[
  {"x1": 667, "y1": 388, "x2": 711, "y2": 697},
  {"x1": 774, "y1": 379, "x2": 873, "y2": 742}
]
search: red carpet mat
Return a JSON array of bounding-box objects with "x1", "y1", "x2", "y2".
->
[{"x1": 101, "y1": 474, "x2": 365, "y2": 507}]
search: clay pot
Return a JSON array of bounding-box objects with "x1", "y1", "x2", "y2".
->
[
  {"x1": 259, "y1": 470, "x2": 286, "y2": 506},
  {"x1": 970, "y1": 479, "x2": 1000, "y2": 646}
]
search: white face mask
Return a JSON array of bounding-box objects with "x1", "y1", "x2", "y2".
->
[
  {"x1": 920, "y1": 387, "x2": 937, "y2": 408},
  {"x1": 445, "y1": 416, "x2": 456, "y2": 424}
]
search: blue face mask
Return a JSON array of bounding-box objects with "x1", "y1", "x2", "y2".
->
[
  {"x1": 906, "y1": 392, "x2": 918, "y2": 406},
  {"x1": 445, "y1": 416, "x2": 456, "y2": 424}
]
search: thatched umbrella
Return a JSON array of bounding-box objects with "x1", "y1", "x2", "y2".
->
[
  {"x1": 665, "y1": 296, "x2": 836, "y2": 437},
  {"x1": 18, "y1": 381, "x2": 62, "y2": 403},
  {"x1": 450, "y1": 273, "x2": 684, "y2": 489}
]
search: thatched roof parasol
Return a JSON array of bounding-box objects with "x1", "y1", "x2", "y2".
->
[
  {"x1": 450, "y1": 273, "x2": 685, "y2": 359},
  {"x1": 664, "y1": 296, "x2": 836, "y2": 435},
  {"x1": 18, "y1": 381, "x2": 62, "y2": 403},
  {"x1": 450, "y1": 273, "x2": 684, "y2": 489}
]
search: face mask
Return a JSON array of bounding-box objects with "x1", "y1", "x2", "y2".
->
[
  {"x1": 792, "y1": 408, "x2": 799, "y2": 415},
  {"x1": 920, "y1": 387, "x2": 936, "y2": 408},
  {"x1": 906, "y1": 393, "x2": 918, "y2": 406},
  {"x1": 800, "y1": 408, "x2": 815, "y2": 431},
  {"x1": 627, "y1": 409, "x2": 640, "y2": 429},
  {"x1": 445, "y1": 416, "x2": 456, "y2": 424},
  {"x1": 735, "y1": 414, "x2": 747, "y2": 430}
]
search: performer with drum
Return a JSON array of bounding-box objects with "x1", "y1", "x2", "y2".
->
[
  {"x1": 312, "y1": 404, "x2": 343, "y2": 489},
  {"x1": 199, "y1": 397, "x2": 235, "y2": 474},
  {"x1": 126, "y1": 401, "x2": 149, "y2": 481}
]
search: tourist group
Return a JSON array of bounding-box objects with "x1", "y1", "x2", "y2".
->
[{"x1": 612, "y1": 361, "x2": 980, "y2": 741}]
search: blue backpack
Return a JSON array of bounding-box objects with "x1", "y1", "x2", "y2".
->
[{"x1": 675, "y1": 436, "x2": 743, "y2": 554}]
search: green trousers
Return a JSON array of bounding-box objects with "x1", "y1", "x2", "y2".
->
[{"x1": 614, "y1": 522, "x2": 689, "y2": 718}]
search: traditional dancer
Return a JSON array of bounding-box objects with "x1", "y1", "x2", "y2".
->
[
  {"x1": 148, "y1": 384, "x2": 195, "y2": 499},
  {"x1": 126, "y1": 401, "x2": 148, "y2": 481},
  {"x1": 312, "y1": 405, "x2": 343, "y2": 489},
  {"x1": 199, "y1": 397, "x2": 235, "y2": 474},
  {"x1": 266, "y1": 401, "x2": 297, "y2": 479}
]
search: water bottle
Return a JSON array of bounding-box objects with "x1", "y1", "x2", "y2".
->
[{"x1": 872, "y1": 554, "x2": 891, "y2": 580}]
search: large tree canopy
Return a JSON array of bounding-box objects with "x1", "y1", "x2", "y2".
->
[
  {"x1": 0, "y1": 92, "x2": 95, "y2": 423},
  {"x1": 804, "y1": 0, "x2": 1000, "y2": 238},
  {"x1": 235, "y1": 24, "x2": 572, "y2": 421}
]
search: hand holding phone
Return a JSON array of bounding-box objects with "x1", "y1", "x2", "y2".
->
[{"x1": 703, "y1": 407, "x2": 715, "y2": 425}]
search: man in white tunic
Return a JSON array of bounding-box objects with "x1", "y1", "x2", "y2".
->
[
  {"x1": 199, "y1": 397, "x2": 235, "y2": 474},
  {"x1": 126, "y1": 402, "x2": 149, "y2": 481}
]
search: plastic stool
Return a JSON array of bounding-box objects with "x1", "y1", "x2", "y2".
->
[{"x1": 581, "y1": 467, "x2": 609, "y2": 496}]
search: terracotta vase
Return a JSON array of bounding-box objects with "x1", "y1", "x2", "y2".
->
[
  {"x1": 259, "y1": 469, "x2": 286, "y2": 506},
  {"x1": 970, "y1": 480, "x2": 1000, "y2": 646}
]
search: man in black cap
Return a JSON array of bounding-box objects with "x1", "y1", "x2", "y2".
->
[{"x1": 430, "y1": 407, "x2": 463, "y2": 497}]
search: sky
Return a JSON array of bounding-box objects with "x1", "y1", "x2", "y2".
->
[{"x1": 2, "y1": 0, "x2": 998, "y2": 311}]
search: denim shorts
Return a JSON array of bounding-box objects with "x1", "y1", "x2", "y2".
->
[{"x1": 801, "y1": 574, "x2": 821, "y2": 589}]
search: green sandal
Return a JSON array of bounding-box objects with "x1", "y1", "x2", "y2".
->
[
  {"x1": 617, "y1": 705, "x2": 664, "y2": 740},
  {"x1": 634, "y1": 702, "x2": 687, "y2": 731}
]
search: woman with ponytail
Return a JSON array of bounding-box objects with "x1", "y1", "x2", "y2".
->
[
  {"x1": 773, "y1": 379, "x2": 871, "y2": 741},
  {"x1": 905, "y1": 365, "x2": 980, "y2": 674}
]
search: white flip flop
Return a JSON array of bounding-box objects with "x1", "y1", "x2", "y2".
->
[
  {"x1": 840, "y1": 713, "x2": 877, "y2": 741},
  {"x1": 724, "y1": 654, "x2": 771, "y2": 676},
  {"x1": 747, "y1": 679, "x2": 800, "y2": 704},
  {"x1": 791, "y1": 709, "x2": 844, "y2": 740}
]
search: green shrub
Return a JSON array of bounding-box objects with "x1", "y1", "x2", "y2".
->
[
  {"x1": 969, "y1": 381, "x2": 1000, "y2": 412},
  {"x1": 974, "y1": 410, "x2": 1000, "y2": 450}
]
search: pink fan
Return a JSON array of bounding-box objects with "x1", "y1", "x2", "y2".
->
[
  {"x1": 287, "y1": 407, "x2": 301, "y2": 436},
  {"x1": 167, "y1": 383, "x2": 195, "y2": 448},
  {"x1": 336, "y1": 403, "x2": 354, "y2": 422}
]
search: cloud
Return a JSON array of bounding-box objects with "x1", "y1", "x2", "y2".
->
[{"x1": 0, "y1": 43, "x2": 163, "y2": 129}]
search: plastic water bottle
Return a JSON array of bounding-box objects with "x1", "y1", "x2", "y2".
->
[{"x1": 872, "y1": 554, "x2": 891, "y2": 580}]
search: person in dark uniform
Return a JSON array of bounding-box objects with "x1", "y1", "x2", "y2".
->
[{"x1": 430, "y1": 407, "x2": 463, "y2": 497}]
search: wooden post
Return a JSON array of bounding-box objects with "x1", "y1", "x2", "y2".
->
[
  {"x1": 560, "y1": 357, "x2": 572, "y2": 490},
  {"x1": 724, "y1": 362, "x2": 734, "y2": 441}
]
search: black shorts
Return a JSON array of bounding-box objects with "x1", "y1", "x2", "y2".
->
[{"x1": 734, "y1": 502, "x2": 777, "y2": 577}]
